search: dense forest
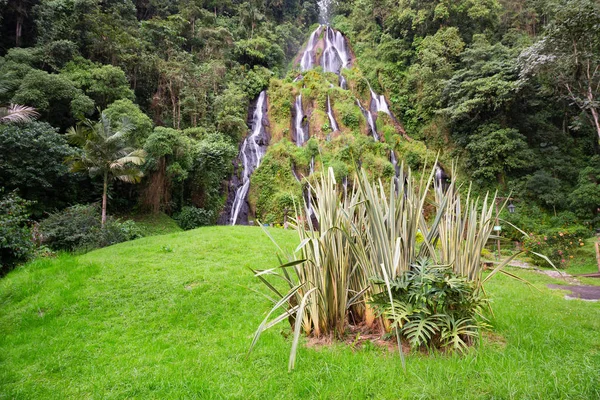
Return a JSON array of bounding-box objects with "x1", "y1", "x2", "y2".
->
[{"x1": 1, "y1": 0, "x2": 599, "y2": 269}]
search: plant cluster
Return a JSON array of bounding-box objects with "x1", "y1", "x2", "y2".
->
[
  {"x1": 250, "y1": 163, "x2": 519, "y2": 370},
  {"x1": 39, "y1": 204, "x2": 142, "y2": 252},
  {"x1": 0, "y1": 190, "x2": 34, "y2": 272},
  {"x1": 371, "y1": 258, "x2": 488, "y2": 352},
  {"x1": 174, "y1": 206, "x2": 214, "y2": 230},
  {"x1": 523, "y1": 226, "x2": 589, "y2": 268}
]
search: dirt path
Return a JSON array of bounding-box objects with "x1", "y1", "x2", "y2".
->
[{"x1": 547, "y1": 284, "x2": 600, "y2": 301}]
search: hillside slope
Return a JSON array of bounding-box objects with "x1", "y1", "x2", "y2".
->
[{"x1": 1, "y1": 227, "x2": 599, "y2": 398}]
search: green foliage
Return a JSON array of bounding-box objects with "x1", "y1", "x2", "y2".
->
[
  {"x1": 0, "y1": 121, "x2": 79, "y2": 215},
  {"x1": 0, "y1": 190, "x2": 34, "y2": 271},
  {"x1": 62, "y1": 58, "x2": 134, "y2": 109},
  {"x1": 568, "y1": 155, "x2": 600, "y2": 226},
  {"x1": 371, "y1": 259, "x2": 487, "y2": 352},
  {"x1": 233, "y1": 37, "x2": 285, "y2": 71},
  {"x1": 11, "y1": 69, "x2": 95, "y2": 127},
  {"x1": 249, "y1": 141, "x2": 303, "y2": 224},
  {"x1": 68, "y1": 113, "x2": 146, "y2": 224},
  {"x1": 174, "y1": 206, "x2": 214, "y2": 230},
  {"x1": 214, "y1": 84, "x2": 249, "y2": 143},
  {"x1": 104, "y1": 99, "x2": 154, "y2": 146},
  {"x1": 144, "y1": 127, "x2": 192, "y2": 179},
  {"x1": 465, "y1": 124, "x2": 533, "y2": 185},
  {"x1": 39, "y1": 204, "x2": 142, "y2": 252},
  {"x1": 442, "y1": 36, "x2": 519, "y2": 123},
  {"x1": 190, "y1": 133, "x2": 237, "y2": 214},
  {"x1": 523, "y1": 226, "x2": 590, "y2": 268}
]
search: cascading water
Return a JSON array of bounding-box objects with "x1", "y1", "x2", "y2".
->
[
  {"x1": 322, "y1": 27, "x2": 351, "y2": 88},
  {"x1": 292, "y1": 166, "x2": 301, "y2": 183},
  {"x1": 390, "y1": 150, "x2": 400, "y2": 192},
  {"x1": 305, "y1": 157, "x2": 318, "y2": 228},
  {"x1": 370, "y1": 88, "x2": 392, "y2": 116},
  {"x1": 326, "y1": 95, "x2": 339, "y2": 132},
  {"x1": 318, "y1": 0, "x2": 336, "y2": 23},
  {"x1": 229, "y1": 91, "x2": 269, "y2": 225},
  {"x1": 435, "y1": 163, "x2": 450, "y2": 192},
  {"x1": 300, "y1": 26, "x2": 322, "y2": 71},
  {"x1": 390, "y1": 150, "x2": 399, "y2": 176},
  {"x1": 356, "y1": 99, "x2": 379, "y2": 141},
  {"x1": 294, "y1": 94, "x2": 308, "y2": 146}
]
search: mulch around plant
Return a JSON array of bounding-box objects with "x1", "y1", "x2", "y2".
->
[{"x1": 547, "y1": 284, "x2": 600, "y2": 301}]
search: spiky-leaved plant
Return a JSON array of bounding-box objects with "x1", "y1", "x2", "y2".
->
[{"x1": 249, "y1": 162, "x2": 543, "y2": 370}]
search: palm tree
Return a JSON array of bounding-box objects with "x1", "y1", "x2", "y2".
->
[
  {"x1": 68, "y1": 113, "x2": 146, "y2": 226},
  {"x1": 0, "y1": 104, "x2": 39, "y2": 124}
]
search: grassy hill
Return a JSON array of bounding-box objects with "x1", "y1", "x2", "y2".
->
[{"x1": 1, "y1": 226, "x2": 599, "y2": 399}]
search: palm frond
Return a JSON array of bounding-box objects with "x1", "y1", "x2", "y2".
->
[{"x1": 0, "y1": 104, "x2": 40, "y2": 123}]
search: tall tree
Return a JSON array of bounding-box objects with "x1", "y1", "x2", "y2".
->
[
  {"x1": 68, "y1": 113, "x2": 146, "y2": 226},
  {"x1": 519, "y1": 0, "x2": 600, "y2": 142}
]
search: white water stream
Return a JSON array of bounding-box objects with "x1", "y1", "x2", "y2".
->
[
  {"x1": 295, "y1": 94, "x2": 308, "y2": 146},
  {"x1": 230, "y1": 91, "x2": 268, "y2": 225}
]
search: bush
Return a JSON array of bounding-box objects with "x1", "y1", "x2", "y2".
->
[
  {"x1": 523, "y1": 225, "x2": 590, "y2": 268},
  {"x1": 0, "y1": 191, "x2": 35, "y2": 272},
  {"x1": 174, "y1": 206, "x2": 214, "y2": 230},
  {"x1": 83, "y1": 219, "x2": 143, "y2": 249},
  {"x1": 39, "y1": 204, "x2": 142, "y2": 251},
  {"x1": 371, "y1": 258, "x2": 487, "y2": 352}
]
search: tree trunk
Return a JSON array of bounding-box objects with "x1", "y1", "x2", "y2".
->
[
  {"x1": 102, "y1": 171, "x2": 108, "y2": 227},
  {"x1": 590, "y1": 106, "x2": 600, "y2": 143}
]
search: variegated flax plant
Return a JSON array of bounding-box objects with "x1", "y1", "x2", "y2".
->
[{"x1": 249, "y1": 160, "x2": 539, "y2": 371}]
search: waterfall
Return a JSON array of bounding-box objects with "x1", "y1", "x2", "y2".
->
[
  {"x1": 229, "y1": 91, "x2": 269, "y2": 225},
  {"x1": 318, "y1": 0, "x2": 336, "y2": 23},
  {"x1": 300, "y1": 26, "x2": 322, "y2": 72},
  {"x1": 390, "y1": 150, "x2": 400, "y2": 193},
  {"x1": 310, "y1": 156, "x2": 315, "y2": 174},
  {"x1": 322, "y1": 27, "x2": 351, "y2": 88},
  {"x1": 435, "y1": 163, "x2": 450, "y2": 192},
  {"x1": 390, "y1": 150, "x2": 399, "y2": 176},
  {"x1": 292, "y1": 166, "x2": 301, "y2": 183},
  {"x1": 294, "y1": 94, "x2": 308, "y2": 146},
  {"x1": 370, "y1": 88, "x2": 392, "y2": 116},
  {"x1": 326, "y1": 95, "x2": 339, "y2": 132},
  {"x1": 356, "y1": 99, "x2": 379, "y2": 141}
]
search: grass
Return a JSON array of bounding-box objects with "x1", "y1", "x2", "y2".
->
[
  {"x1": 128, "y1": 212, "x2": 183, "y2": 237},
  {"x1": 567, "y1": 237, "x2": 600, "y2": 284},
  {"x1": 1, "y1": 226, "x2": 599, "y2": 399}
]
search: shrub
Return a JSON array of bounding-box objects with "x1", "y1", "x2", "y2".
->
[
  {"x1": 0, "y1": 191, "x2": 35, "y2": 272},
  {"x1": 523, "y1": 225, "x2": 590, "y2": 268},
  {"x1": 39, "y1": 204, "x2": 99, "y2": 251},
  {"x1": 371, "y1": 258, "x2": 488, "y2": 352},
  {"x1": 39, "y1": 204, "x2": 142, "y2": 251},
  {"x1": 174, "y1": 206, "x2": 214, "y2": 230},
  {"x1": 83, "y1": 219, "x2": 143, "y2": 249}
]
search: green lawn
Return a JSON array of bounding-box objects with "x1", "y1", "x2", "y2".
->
[
  {"x1": 127, "y1": 212, "x2": 183, "y2": 237},
  {"x1": 568, "y1": 237, "x2": 600, "y2": 285},
  {"x1": 1, "y1": 226, "x2": 599, "y2": 399}
]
